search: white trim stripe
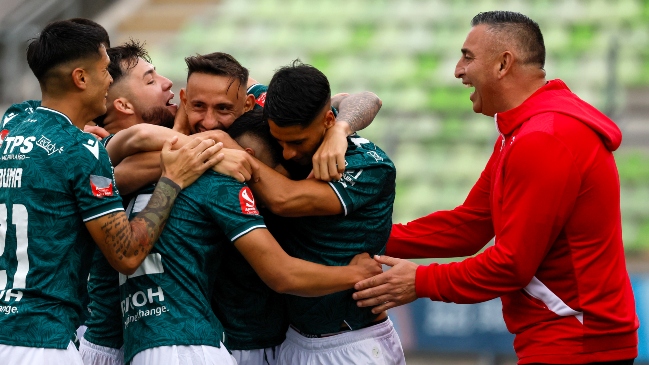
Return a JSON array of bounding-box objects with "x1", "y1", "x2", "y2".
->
[
  {"x1": 83, "y1": 207, "x2": 124, "y2": 222},
  {"x1": 36, "y1": 106, "x2": 73, "y2": 125},
  {"x1": 118, "y1": 253, "x2": 164, "y2": 285},
  {"x1": 328, "y1": 182, "x2": 348, "y2": 216},
  {"x1": 231, "y1": 224, "x2": 266, "y2": 242},
  {"x1": 523, "y1": 276, "x2": 584, "y2": 324}
]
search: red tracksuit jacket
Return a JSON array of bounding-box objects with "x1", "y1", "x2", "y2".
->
[{"x1": 387, "y1": 79, "x2": 639, "y2": 363}]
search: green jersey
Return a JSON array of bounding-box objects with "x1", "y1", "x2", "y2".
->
[
  {"x1": 211, "y1": 207, "x2": 288, "y2": 350},
  {"x1": 120, "y1": 171, "x2": 266, "y2": 363},
  {"x1": 281, "y1": 134, "x2": 396, "y2": 335},
  {"x1": 0, "y1": 103, "x2": 124, "y2": 348},
  {"x1": 83, "y1": 134, "x2": 125, "y2": 349}
]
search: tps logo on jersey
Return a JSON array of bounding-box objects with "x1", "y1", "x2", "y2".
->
[
  {"x1": 255, "y1": 92, "x2": 266, "y2": 108},
  {"x1": 90, "y1": 175, "x2": 114, "y2": 197},
  {"x1": 239, "y1": 187, "x2": 259, "y2": 215}
]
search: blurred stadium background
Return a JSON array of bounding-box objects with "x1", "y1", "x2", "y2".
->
[{"x1": 1, "y1": 0, "x2": 648, "y2": 363}]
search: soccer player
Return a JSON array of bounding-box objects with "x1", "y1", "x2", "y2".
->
[
  {"x1": 79, "y1": 41, "x2": 253, "y2": 365},
  {"x1": 211, "y1": 109, "x2": 288, "y2": 365},
  {"x1": 0, "y1": 19, "x2": 221, "y2": 365},
  {"x1": 247, "y1": 61, "x2": 405, "y2": 364}
]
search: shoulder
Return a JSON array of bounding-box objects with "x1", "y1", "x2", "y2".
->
[
  {"x1": 2, "y1": 100, "x2": 40, "y2": 128},
  {"x1": 344, "y1": 134, "x2": 395, "y2": 170}
]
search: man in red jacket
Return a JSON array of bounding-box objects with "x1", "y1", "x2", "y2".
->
[{"x1": 353, "y1": 10, "x2": 639, "y2": 364}]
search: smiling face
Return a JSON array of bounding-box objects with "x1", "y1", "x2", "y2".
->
[
  {"x1": 454, "y1": 24, "x2": 502, "y2": 117},
  {"x1": 123, "y1": 58, "x2": 176, "y2": 127},
  {"x1": 181, "y1": 73, "x2": 250, "y2": 133},
  {"x1": 86, "y1": 45, "x2": 113, "y2": 119}
]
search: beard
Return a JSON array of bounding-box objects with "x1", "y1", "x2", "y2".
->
[{"x1": 141, "y1": 106, "x2": 175, "y2": 129}]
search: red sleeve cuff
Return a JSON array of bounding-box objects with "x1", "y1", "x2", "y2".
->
[{"x1": 415, "y1": 263, "x2": 441, "y2": 300}]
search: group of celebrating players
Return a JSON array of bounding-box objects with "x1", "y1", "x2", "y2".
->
[{"x1": 0, "y1": 17, "x2": 404, "y2": 365}]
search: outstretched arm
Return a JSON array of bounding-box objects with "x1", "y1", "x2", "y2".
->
[
  {"x1": 312, "y1": 91, "x2": 382, "y2": 181},
  {"x1": 235, "y1": 228, "x2": 382, "y2": 297},
  {"x1": 86, "y1": 137, "x2": 221, "y2": 275}
]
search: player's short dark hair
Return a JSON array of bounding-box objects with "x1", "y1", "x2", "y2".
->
[
  {"x1": 184, "y1": 52, "x2": 248, "y2": 91},
  {"x1": 471, "y1": 11, "x2": 545, "y2": 68},
  {"x1": 227, "y1": 109, "x2": 282, "y2": 166},
  {"x1": 263, "y1": 60, "x2": 331, "y2": 128},
  {"x1": 106, "y1": 39, "x2": 151, "y2": 84},
  {"x1": 26, "y1": 18, "x2": 110, "y2": 83}
]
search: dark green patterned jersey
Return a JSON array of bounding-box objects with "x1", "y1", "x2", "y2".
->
[
  {"x1": 211, "y1": 207, "x2": 288, "y2": 350},
  {"x1": 281, "y1": 134, "x2": 396, "y2": 335},
  {"x1": 0, "y1": 104, "x2": 124, "y2": 349},
  {"x1": 120, "y1": 171, "x2": 266, "y2": 363},
  {"x1": 247, "y1": 83, "x2": 267, "y2": 111},
  {"x1": 83, "y1": 134, "x2": 126, "y2": 349}
]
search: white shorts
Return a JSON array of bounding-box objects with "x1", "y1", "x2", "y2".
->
[
  {"x1": 130, "y1": 343, "x2": 237, "y2": 365},
  {"x1": 0, "y1": 341, "x2": 84, "y2": 365},
  {"x1": 79, "y1": 337, "x2": 124, "y2": 365},
  {"x1": 232, "y1": 346, "x2": 280, "y2": 365},
  {"x1": 277, "y1": 318, "x2": 405, "y2": 365}
]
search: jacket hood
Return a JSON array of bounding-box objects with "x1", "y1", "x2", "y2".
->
[{"x1": 495, "y1": 79, "x2": 622, "y2": 151}]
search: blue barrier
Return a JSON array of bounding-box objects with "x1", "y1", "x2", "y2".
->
[{"x1": 391, "y1": 274, "x2": 648, "y2": 361}]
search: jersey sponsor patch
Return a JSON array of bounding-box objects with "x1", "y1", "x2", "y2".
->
[
  {"x1": 255, "y1": 92, "x2": 266, "y2": 107},
  {"x1": 239, "y1": 186, "x2": 259, "y2": 215},
  {"x1": 90, "y1": 175, "x2": 114, "y2": 197}
]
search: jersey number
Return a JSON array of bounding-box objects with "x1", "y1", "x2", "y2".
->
[{"x1": 0, "y1": 204, "x2": 29, "y2": 290}]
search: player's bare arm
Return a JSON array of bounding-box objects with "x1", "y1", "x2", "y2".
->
[
  {"x1": 312, "y1": 91, "x2": 382, "y2": 181},
  {"x1": 235, "y1": 229, "x2": 382, "y2": 297},
  {"x1": 249, "y1": 161, "x2": 343, "y2": 217},
  {"x1": 108, "y1": 125, "x2": 259, "y2": 193},
  {"x1": 86, "y1": 137, "x2": 221, "y2": 275}
]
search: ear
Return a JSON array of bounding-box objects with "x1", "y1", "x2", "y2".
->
[
  {"x1": 180, "y1": 87, "x2": 188, "y2": 107},
  {"x1": 244, "y1": 147, "x2": 256, "y2": 157},
  {"x1": 71, "y1": 68, "x2": 87, "y2": 90},
  {"x1": 113, "y1": 97, "x2": 135, "y2": 115},
  {"x1": 497, "y1": 51, "x2": 514, "y2": 79},
  {"x1": 323, "y1": 109, "x2": 336, "y2": 129},
  {"x1": 242, "y1": 93, "x2": 256, "y2": 113}
]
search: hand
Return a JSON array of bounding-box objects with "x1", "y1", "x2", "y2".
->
[
  {"x1": 352, "y1": 255, "x2": 419, "y2": 314},
  {"x1": 349, "y1": 252, "x2": 383, "y2": 278},
  {"x1": 84, "y1": 124, "x2": 110, "y2": 140},
  {"x1": 212, "y1": 148, "x2": 260, "y2": 183},
  {"x1": 160, "y1": 136, "x2": 224, "y2": 189},
  {"x1": 312, "y1": 122, "x2": 348, "y2": 181},
  {"x1": 172, "y1": 94, "x2": 191, "y2": 135}
]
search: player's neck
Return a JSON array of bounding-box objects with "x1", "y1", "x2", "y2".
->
[{"x1": 41, "y1": 95, "x2": 94, "y2": 130}]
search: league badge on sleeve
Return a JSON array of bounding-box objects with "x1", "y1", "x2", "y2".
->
[
  {"x1": 239, "y1": 186, "x2": 260, "y2": 215},
  {"x1": 255, "y1": 92, "x2": 266, "y2": 108},
  {"x1": 90, "y1": 175, "x2": 114, "y2": 198}
]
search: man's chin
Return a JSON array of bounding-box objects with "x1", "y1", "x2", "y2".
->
[{"x1": 142, "y1": 106, "x2": 175, "y2": 129}]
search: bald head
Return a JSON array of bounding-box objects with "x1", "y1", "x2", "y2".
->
[{"x1": 471, "y1": 11, "x2": 545, "y2": 69}]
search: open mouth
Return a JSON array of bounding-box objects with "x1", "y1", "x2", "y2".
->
[
  {"x1": 165, "y1": 94, "x2": 178, "y2": 113},
  {"x1": 463, "y1": 82, "x2": 475, "y2": 100}
]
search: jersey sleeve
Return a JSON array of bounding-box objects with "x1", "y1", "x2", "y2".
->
[
  {"x1": 203, "y1": 173, "x2": 266, "y2": 242},
  {"x1": 72, "y1": 138, "x2": 124, "y2": 222},
  {"x1": 327, "y1": 140, "x2": 395, "y2": 216}
]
